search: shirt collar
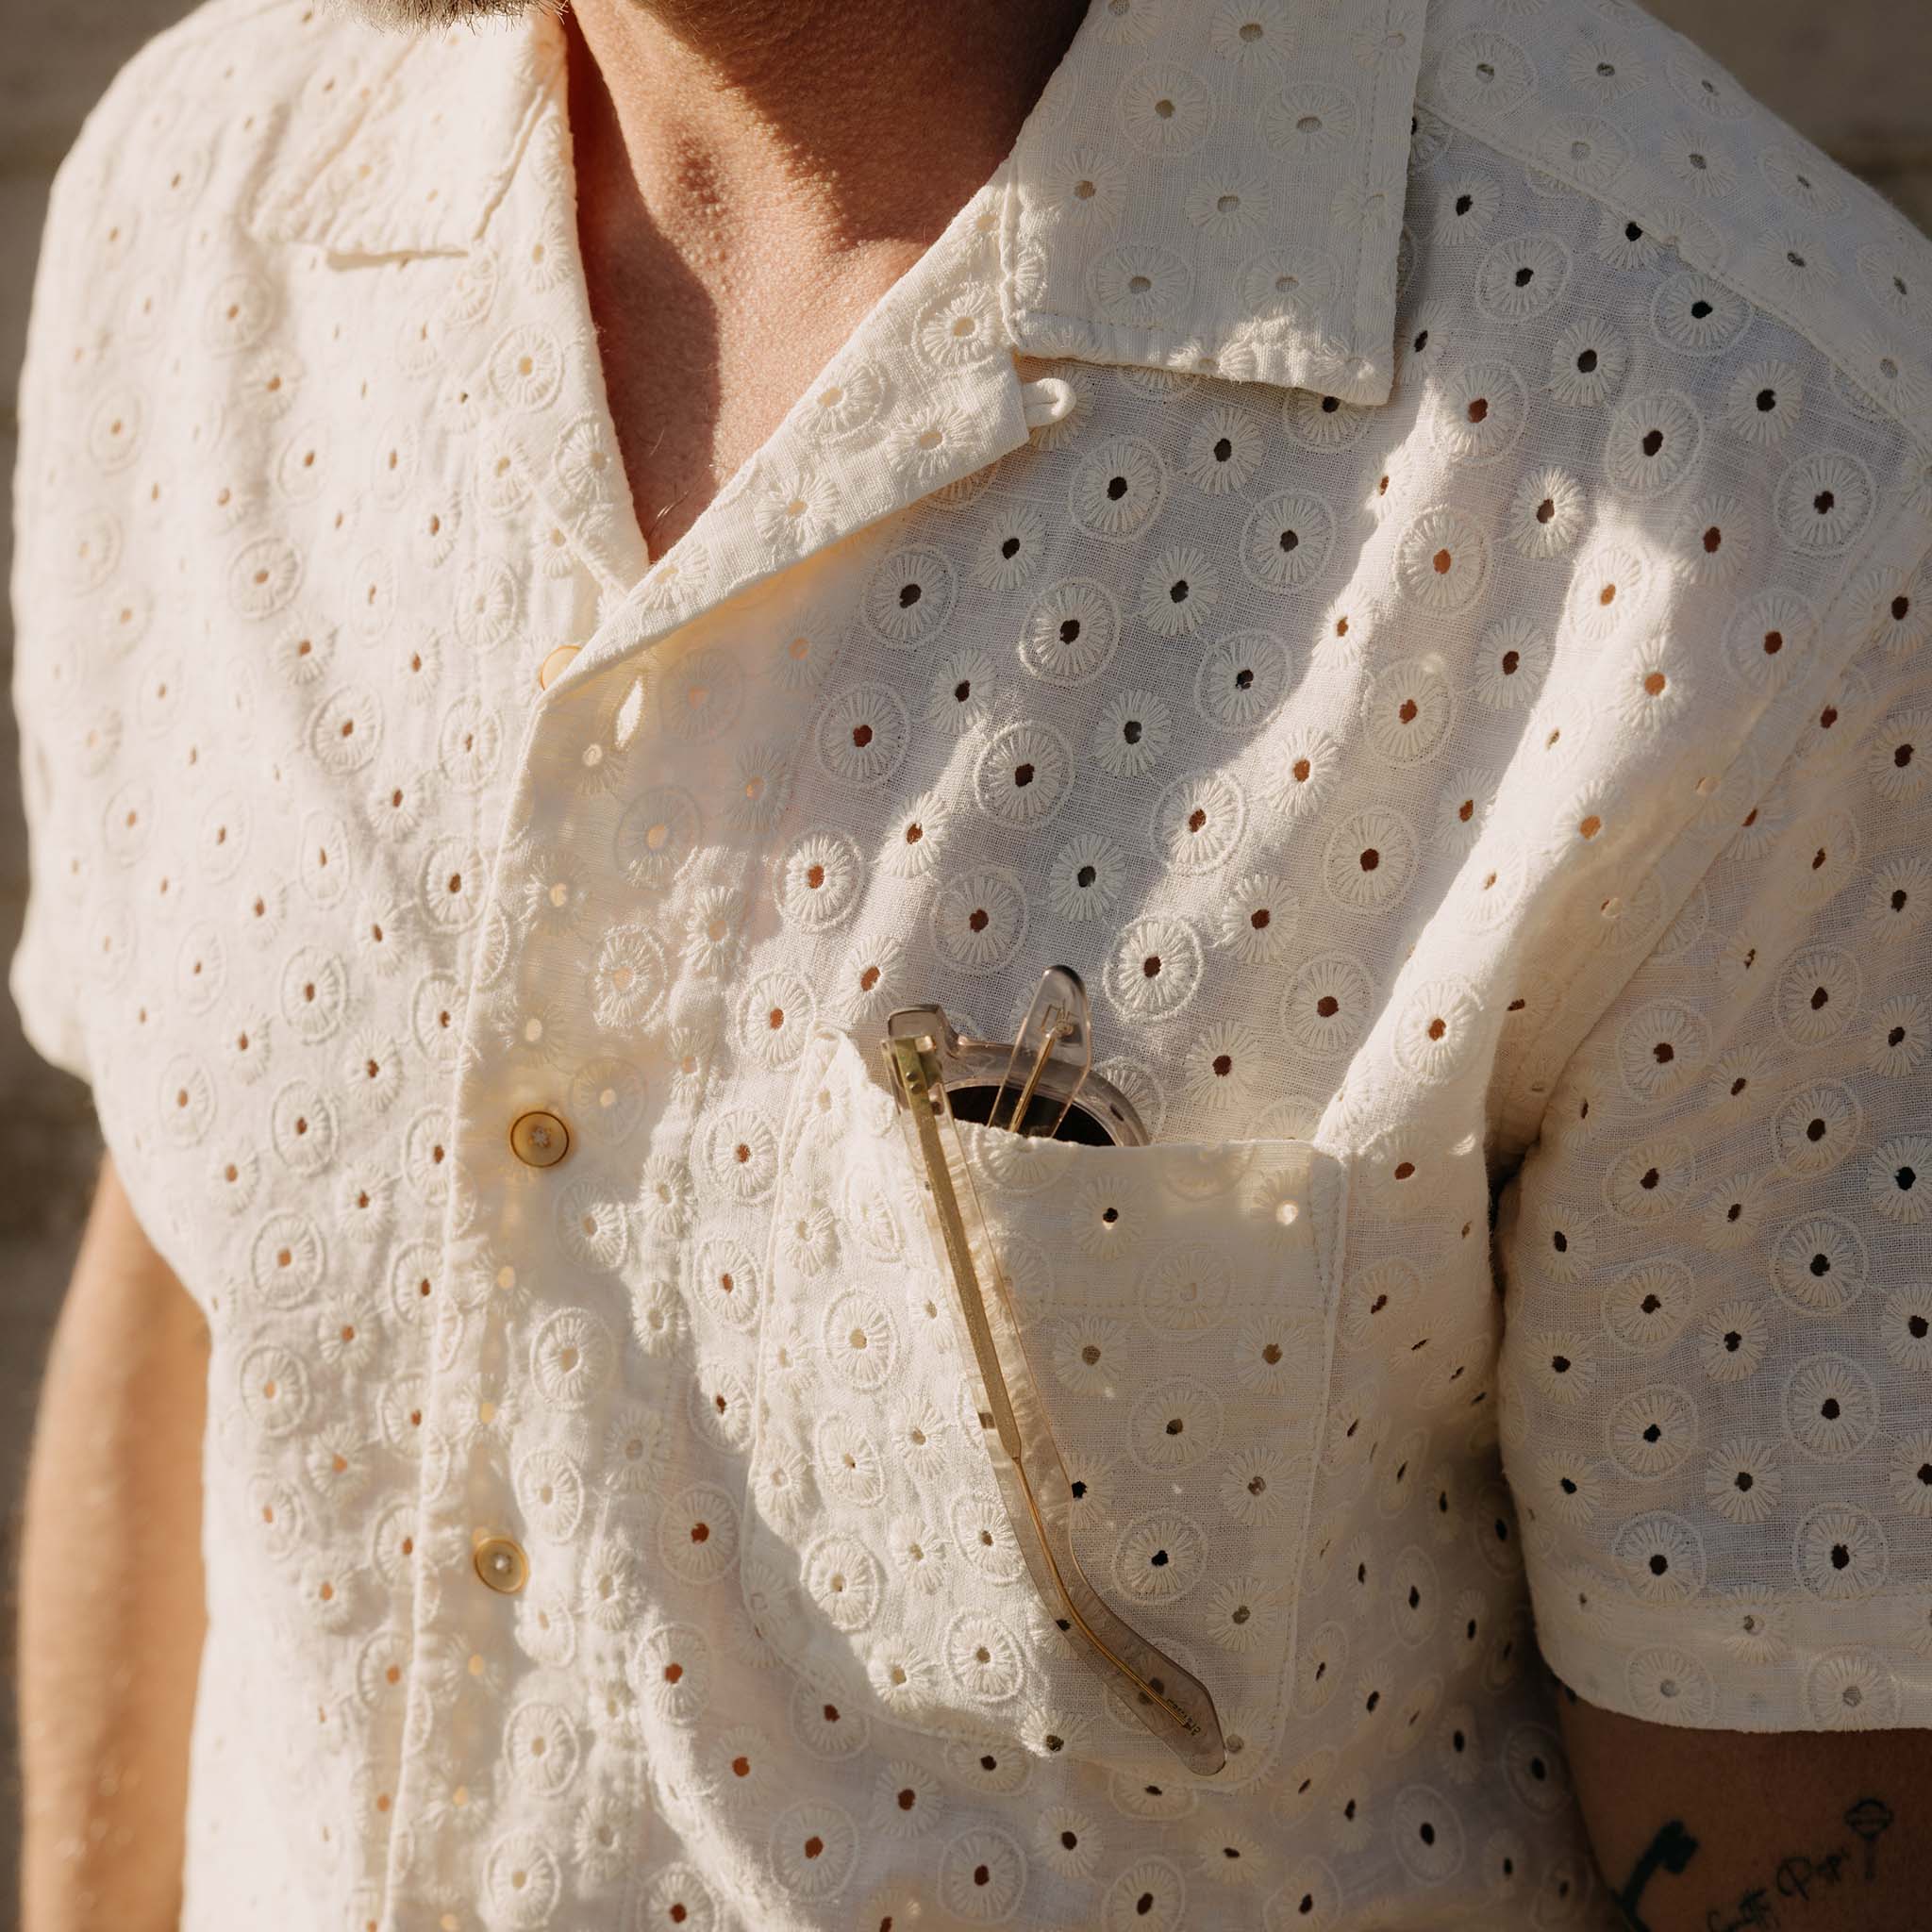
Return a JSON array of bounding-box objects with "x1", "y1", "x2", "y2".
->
[
  {"x1": 998, "y1": 0, "x2": 1427, "y2": 406},
  {"x1": 251, "y1": 11, "x2": 559, "y2": 258},
  {"x1": 258, "y1": 0, "x2": 1424, "y2": 402}
]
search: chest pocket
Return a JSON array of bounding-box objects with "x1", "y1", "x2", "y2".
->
[{"x1": 740, "y1": 1028, "x2": 1350, "y2": 1785}]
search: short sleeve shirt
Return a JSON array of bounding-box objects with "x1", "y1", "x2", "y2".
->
[{"x1": 11, "y1": 0, "x2": 1932, "y2": 1926}]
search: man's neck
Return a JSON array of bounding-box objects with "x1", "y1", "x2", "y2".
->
[
  {"x1": 563, "y1": 0, "x2": 1087, "y2": 560},
  {"x1": 569, "y1": 0, "x2": 1089, "y2": 267}
]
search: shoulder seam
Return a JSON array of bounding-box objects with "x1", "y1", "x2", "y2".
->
[
  {"x1": 1418, "y1": 95, "x2": 1931, "y2": 453},
  {"x1": 1493, "y1": 489, "x2": 1932, "y2": 1153},
  {"x1": 49, "y1": 0, "x2": 311, "y2": 194}
]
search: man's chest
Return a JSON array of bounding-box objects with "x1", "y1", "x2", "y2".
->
[
  {"x1": 78, "y1": 96, "x2": 1858, "y2": 1348},
  {"x1": 87, "y1": 255, "x2": 1643, "y2": 1333}
]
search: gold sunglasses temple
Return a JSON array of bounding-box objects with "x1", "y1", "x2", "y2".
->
[
  {"x1": 884, "y1": 1034, "x2": 1225, "y2": 1773},
  {"x1": 992, "y1": 965, "x2": 1091, "y2": 1141},
  {"x1": 991, "y1": 1024, "x2": 1061, "y2": 1137}
]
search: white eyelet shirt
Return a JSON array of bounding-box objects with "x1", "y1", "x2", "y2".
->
[{"x1": 12, "y1": 0, "x2": 1932, "y2": 1926}]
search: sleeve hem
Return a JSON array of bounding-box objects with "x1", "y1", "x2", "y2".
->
[
  {"x1": 1531, "y1": 1587, "x2": 1932, "y2": 1734},
  {"x1": 9, "y1": 938, "x2": 93, "y2": 1089}
]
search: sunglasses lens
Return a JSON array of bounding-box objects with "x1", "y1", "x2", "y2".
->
[{"x1": 941, "y1": 1081, "x2": 1118, "y2": 1144}]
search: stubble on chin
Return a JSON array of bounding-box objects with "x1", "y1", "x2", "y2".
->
[{"x1": 324, "y1": 0, "x2": 560, "y2": 29}]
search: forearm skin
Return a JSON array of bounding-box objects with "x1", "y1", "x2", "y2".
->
[
  {"x1": 1559, "y1": 1679, "x2": 1932, "y2": 1932},
  {"x1": 18, "y1": 1154, "x2": 209, "y2": 1932}
]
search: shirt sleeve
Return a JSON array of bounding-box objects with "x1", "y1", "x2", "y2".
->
[
  {"x1": 7, "y1": 102, "x2": 130, "y2": 1091},
  {"x1": 1494, "y1": 553, "x2": 1932, "y2": 1733}
]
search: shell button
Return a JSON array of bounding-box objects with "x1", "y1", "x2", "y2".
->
[
  {"x1": 473, "y1": 1533, "x2": 528, "y2": 1595},
  {"x1": 509, "y1": 1108, "x2": 570, "y2": 1169}
]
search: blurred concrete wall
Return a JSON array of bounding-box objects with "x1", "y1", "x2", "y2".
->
[{"x1": 3, "y1": 0, "x2": 1930, "y2": 1910}]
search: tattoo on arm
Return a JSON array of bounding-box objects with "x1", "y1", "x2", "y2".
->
[
  {"x1": 1611, "y1": 1799, "x2": 1895, "y2": 1932},
  {"x1": 1845, "y1": 1799, "x2": 1894, "y2": 1881},
  {"x1": 1614, "y1": 1818, "x2": 1701, "y2": 1932}
]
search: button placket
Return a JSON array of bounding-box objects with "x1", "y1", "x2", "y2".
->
[{"x1": 383, "y1": 90, "x2": 1041, "y2": 1932}]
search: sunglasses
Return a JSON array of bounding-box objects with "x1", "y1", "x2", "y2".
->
[{"x1": 881, "y1": 966, "x2": 1226, "y2": 1774}]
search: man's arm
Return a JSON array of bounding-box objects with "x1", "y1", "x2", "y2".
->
[
  {"x1": 1560, "y1": 1686, "x2": 1931, "y2": 1932},
  {"x1": 18, "y1": 1150, "x2": 208, "y2": 1932}
]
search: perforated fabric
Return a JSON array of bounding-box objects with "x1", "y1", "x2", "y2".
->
[{"x1": 9, "y1": 0, "x2": 1932, "y2": 1927}]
